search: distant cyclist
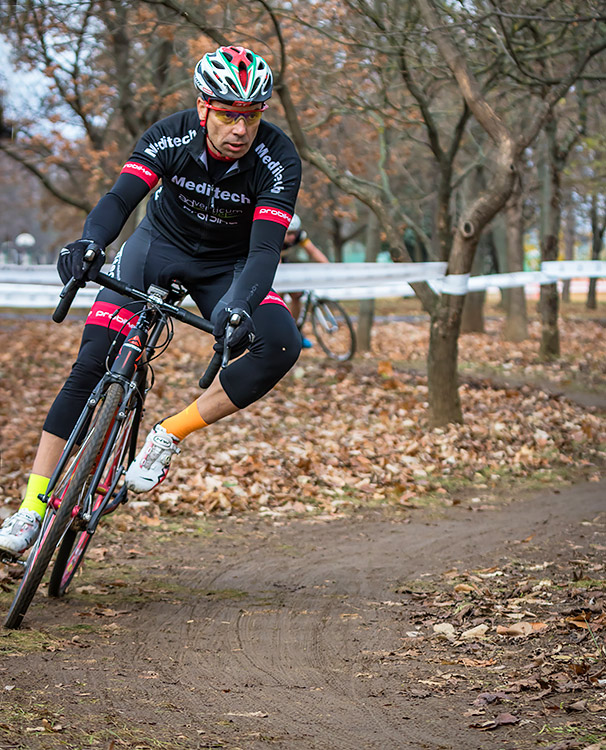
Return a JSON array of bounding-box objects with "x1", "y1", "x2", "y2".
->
[
  {"x1": 0, "y1": 45, "x2": 302, "y2": 556},
  {"x1": 281, "y1": 213, "x2": 329, "y2": 348}
]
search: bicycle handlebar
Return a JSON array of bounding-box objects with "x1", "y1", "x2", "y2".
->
[
  {"x1": 52, "y1": 247, "x2": 98, "y2": 323},
  {"x1": 52, "y1": 277, "x2": 83, "y2": 323},
  {"x1": 95, "y1": 272, "x2": 214, "y2": 334},
  {"x1": 52, "y1": 270, "x2": 223, "y2": 387}
]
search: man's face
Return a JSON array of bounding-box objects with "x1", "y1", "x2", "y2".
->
[{"x1": 198, "y1": 98, "x2": 264, "y2": 160}]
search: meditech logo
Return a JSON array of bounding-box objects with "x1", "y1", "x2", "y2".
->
[
  {"x1": 255, "y1": 143, "x2": 286, "y2": 193},
  {"x1": 253, "y1": 206, "x2": 292, "y2": 227},
  {"x1": 171, "y1": 175, "x2": 250, "y2": 203},
  {"x1": 143, "y1": 129, "x2": 198, "y2": 158}
]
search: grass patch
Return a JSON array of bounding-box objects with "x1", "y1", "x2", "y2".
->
[
  {"x1": 0, "y1": 627, "x2": 64, "y2": 654},
  {"x1": 568, "y1": 578, "x2": 606, "y2": 589},
  {"x1": 537, "y1": 722, "x2": 606, "y2": 747}
]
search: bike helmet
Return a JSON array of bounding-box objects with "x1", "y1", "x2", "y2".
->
[
  {"x1": 193, "y1": 46, "x2": 273, "y2": 104},
  {"x1": 287, "y1": 214, "x2": 301, "y2": 232}
]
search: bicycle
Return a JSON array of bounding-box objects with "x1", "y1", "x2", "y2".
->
[
  {"x1": 295, "y1": 290, "x2": 356, "y2": 362},
  {"x1": 2, "y1": 262, "x2": 233, "y2": 629}
]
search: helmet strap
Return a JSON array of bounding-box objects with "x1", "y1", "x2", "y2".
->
[{"x1": 206, "y1": 134, "x2": 235, "y2": 162}]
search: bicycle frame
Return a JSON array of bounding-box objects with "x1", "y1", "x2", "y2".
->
[
  {"x1": 295, "y1": 290, "x2": 356, "y2": 362},
  {"x1": 41, "y1": 299, "x2": 170, "y2": 539},
  {"x1": 296, "y1": 290, "x2": 316, "y2": 330}
]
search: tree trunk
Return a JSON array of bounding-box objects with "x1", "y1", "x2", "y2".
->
[
  {"x1": 587, "y1": 277, "x2": 597, "y2": 309},
  {"x1": 503, "y1": 182, "x2": 528, "y2": 341},
  {"x1": 490, "y1": 215, "x2": 507, "y2": 310},
  {"x1": 427, "y1": 294, "x2": 464, "y2": 426},
  {"x1": 357, "y1": 212, "x2": 380, "y2": 351},
  {"x1": 586, "y1": 194, "x2": 605, "y2": 310},
  {"x1": 330, "y1": 215, "x2": 344, "y2": 263},
  {"x1": 461, "y1": 168, "x2": 488, "y2": 333},
  {"x1": 460, "y1": 290, "x2": 484, "y2": 333},
  {"x1": 539, "y1": 118, "x2": 561, "y2": 360},
  {"x1": 561, "y1": 191, "x2": 575, "y2": 303},
  {"x1": 461, "y1": 233, "x2": 488, "y2": 333}
]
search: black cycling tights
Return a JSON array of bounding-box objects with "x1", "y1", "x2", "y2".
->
[
  {"x1": 43, "y1": 220, "x2": 302, "y2": 440},
  {"x1": 43, "y1": 303, "x2": 300, "y2": 440}
]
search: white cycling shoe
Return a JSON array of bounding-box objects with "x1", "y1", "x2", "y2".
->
[
  {"x1": 125, "y1": 424, "x2": 180, "y2": 494},
  {"x1": 0, "y1": 509, "x2": 42, "y2": 556}
]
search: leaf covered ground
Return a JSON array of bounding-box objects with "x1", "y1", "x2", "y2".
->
[
  {"x1": 0, "y1": 301, "x2": 605, "y2": 749},
  {"x1": 1, "y1": 302, "x2": 605, "y2": 518},
  {"x1": 391, "y1": 514, "x2": 606, "y2": 749}
]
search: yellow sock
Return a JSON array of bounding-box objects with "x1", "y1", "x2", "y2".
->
[
  {"x1": 20, "y1": 473, "x2": 50, "y2": 518},
  {"x1": 160, "y1": 401, "x2": 208, "y2": 441}
]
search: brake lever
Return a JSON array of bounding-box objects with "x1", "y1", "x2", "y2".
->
[
  {"x1": 221, "y1": 311, "x2": 242, "y2": 368},
  {"x1": 83, "y1": 247, "x2": 97, "y2": 265}
]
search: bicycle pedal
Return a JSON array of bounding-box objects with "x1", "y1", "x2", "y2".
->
[{"x1": 1, "y1": 553, "x2": 26, "y2": 567}]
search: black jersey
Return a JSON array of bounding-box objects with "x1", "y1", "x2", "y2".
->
[{"x1": 81, "y1": 108, "x2": 302, "y2": 309}]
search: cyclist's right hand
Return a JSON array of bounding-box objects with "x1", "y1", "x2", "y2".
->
[{"x1": 57, "y1": 239, "x2": 105, "y2": 284}]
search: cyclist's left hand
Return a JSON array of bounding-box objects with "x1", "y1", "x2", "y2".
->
[{"x1": 213, "y1": 301, "x2": 256, "y2": 357}]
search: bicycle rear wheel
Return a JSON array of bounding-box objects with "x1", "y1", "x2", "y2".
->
[
  {"x1": 311, "y1": 298, "x2": 356, "y2": 362},
  {"x1": 4, "y1": 382, "x2": 125, "y2": 629}
]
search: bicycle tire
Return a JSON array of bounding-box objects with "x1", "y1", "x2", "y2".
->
[
  {"x1": 4, "y1": 383, "x2": 124, "y2": 629},
  {"x1": 311, "y1": 298, "x2": 356, "y2": 362},
  {"x1": 48, "y1": 527, "x2": 92, "y2": 598},
  {"x1": 48, "y1": 402, "x2": 136, "y2": 597}
]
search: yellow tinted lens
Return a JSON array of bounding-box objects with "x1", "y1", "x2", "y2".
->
[
  {"x1": 214, "y1": 110, "x2": 238, "y2": 124},
  {"x1": 214, "y1": 109, "x2": 262, "y2": 125}
]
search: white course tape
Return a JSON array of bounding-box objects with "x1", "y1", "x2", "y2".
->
[
  {"x1": 273, "y1": 262, "x2": 447, "y2": 290},
  {"x1": 430, "y1": 273, "x2": 470, "y2": 296},
  {"x1": 1, "y1": 260, "x2": 606, "y2": 306},
  {"x1": 542, "y1": 260, "x2": 606, "y2": 279}
]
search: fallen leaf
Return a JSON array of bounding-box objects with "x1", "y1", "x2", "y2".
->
[
  {"x1": 461, "y1": 624, "x2": 489, "y2": 639},
  {"x1": 433, "y1": 623, "x2": 456, "y2": 638},
  {"x1": 496, "y1": 621, "x2": 548, "y2": 636},
  {"x1": 454, "y1": 583, "x2": 476, "y2": 594}
]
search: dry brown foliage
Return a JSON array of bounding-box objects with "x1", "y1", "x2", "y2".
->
[{"x1": 1, "y1": 306, "x2": 605, "y2": 519}]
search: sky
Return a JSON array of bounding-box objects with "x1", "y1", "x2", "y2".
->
[{"x1": 0, "y1": 38, "x2": 50, "y2": 117}]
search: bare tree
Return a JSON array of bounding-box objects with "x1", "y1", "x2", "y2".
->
[
  {"x1": 0, "y1": 0, "x2": 193, "y2": 218},
  {"x1": 3, "y1": 0, "x2": 606, "y2": 426}
]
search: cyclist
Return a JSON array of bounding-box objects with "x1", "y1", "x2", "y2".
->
[
  {"x1": 0, "y1": 45, "x2": 302, "y2": 556},
  {"x1": 281, "y1": 213, "x2": 329, "y2": 347}
]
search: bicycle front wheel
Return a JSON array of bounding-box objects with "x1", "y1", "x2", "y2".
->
[
  {"x1": 48, "y1": 400, "x2": 135, "y2": 598},
  {"x1": 311, "y1": 298, "x2": 356, "y2": 362},
  {"x1": 4, "y1": 382, "x2": 125, "y2": 629}
]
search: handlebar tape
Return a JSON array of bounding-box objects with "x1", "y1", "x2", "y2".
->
[
  {"x1": 52, "y1": 277, "x2": 82, "y2": 323},
  {"x1": 199, "y1": 350, "x2": 222, "y2": 389}
]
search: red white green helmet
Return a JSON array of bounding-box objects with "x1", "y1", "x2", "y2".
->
[{"x1": 194, "y1": 46, "x2": 273, "y2": 104}]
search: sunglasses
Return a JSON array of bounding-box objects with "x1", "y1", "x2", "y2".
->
[{"x1": 204, "y1": 102, "x2": 268, "y2": 125}]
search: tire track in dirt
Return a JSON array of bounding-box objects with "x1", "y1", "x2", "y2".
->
[{"x1": 4, "y1": 481, "x2": 605, "y2": 749}]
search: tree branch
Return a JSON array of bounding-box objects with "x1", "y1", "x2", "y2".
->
[{"x1": 0, "y1": 144, "x2": 91, "y2": 212}]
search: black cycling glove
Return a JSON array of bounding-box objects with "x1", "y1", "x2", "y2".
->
[
  {"x1": 212, "y1": 300, "x2": 256, "y2": 358},
  {"x1": 57, "y1": 239, "x2": 105, "y2": 284}
]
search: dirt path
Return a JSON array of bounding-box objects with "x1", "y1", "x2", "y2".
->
[{"x1": 1, "y1": 481, "x2": 605, "y2": 750}]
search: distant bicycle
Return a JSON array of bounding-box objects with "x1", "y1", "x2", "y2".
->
[{"x1": 296, "y1": 290, "x2": 356, "y2": 362}]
